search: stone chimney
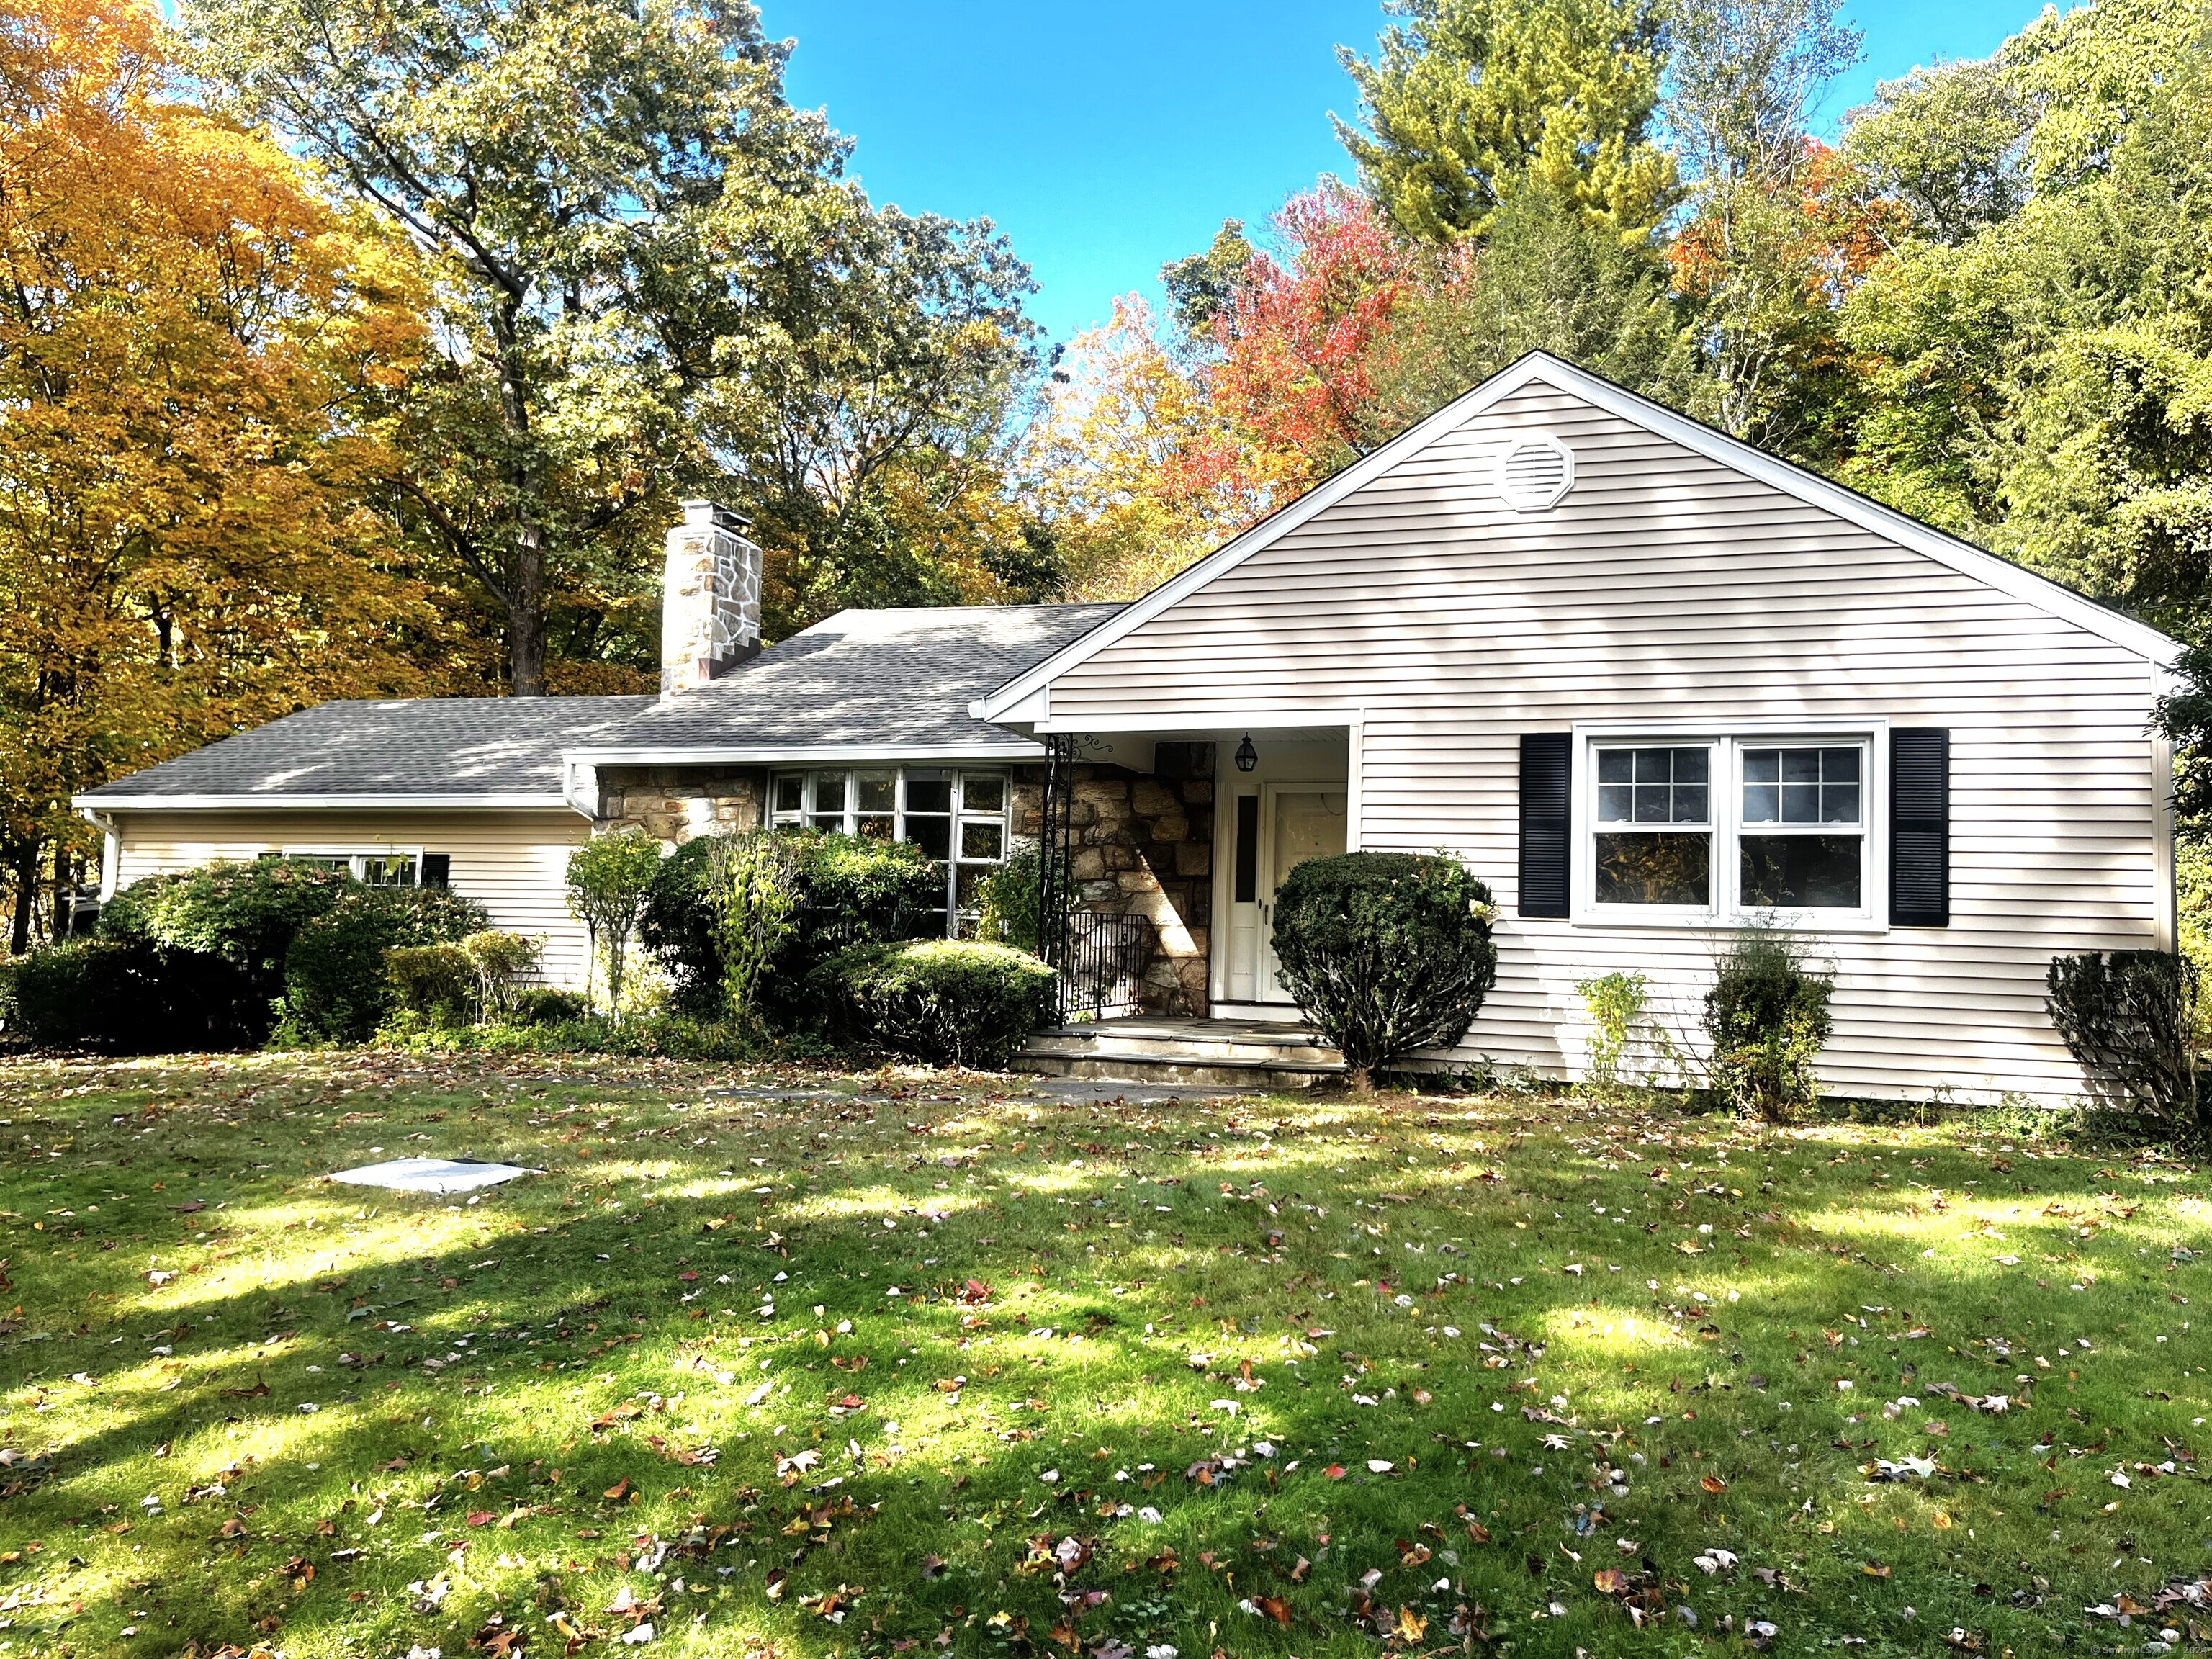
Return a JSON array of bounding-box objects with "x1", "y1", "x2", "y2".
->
[{"x1": 660, "y1": 499, "x2": 761, "y2": 697}]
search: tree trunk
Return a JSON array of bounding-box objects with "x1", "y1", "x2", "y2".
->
[
  {"x1": 9, "y1": 845, "x2": 38, "y2": 956},
  {"x1": 491, "y1": 295, "x2": 548, "y2": 698},
  {"x1": 507, "y1": 528, "x2": 547, "y2": 698}
]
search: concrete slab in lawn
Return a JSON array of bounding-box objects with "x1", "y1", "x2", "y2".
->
[{"x1": 328, "y1": 1157, "x2": 539, "y2": 1195}]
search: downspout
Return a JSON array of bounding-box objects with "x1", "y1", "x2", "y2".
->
[
  {"x1": 561, "y1": 757, "x2": 602, "y2": 823},
  {"x1": 78, "y1": 807, "x2": 120, "y2": 901}
]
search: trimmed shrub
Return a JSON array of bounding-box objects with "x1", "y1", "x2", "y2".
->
[
  {"x1": 282, "y1": 886, "x2": 488, "y2": 1043},
  {"x1": 96, "y1": 855, "x2": 360, "y2": 1045},
  {"x1": 812, "y1": 939, "x2": 1057, "y2": 1069},
  {"x1": 2046, "y1": 949, "x2": 2204, "y2": 1141},
  {"x1": 1703, "y1": 931, "x2": 1833, "y2": 1123},
  {"x1": 642, "y1": 829, "x2": 943, "y2": 1020},
  {"x1": 511, "y1": 986, "x2": 590, "y2": 1026},
  {"x1": 639, "y1": 835, "x2": 724, "y2": 1015},
  {"x1": 2, "y1": 938, "x2": 148, "y2": 1051},
  {"x1": 1269, "y1": 851, "x2": 1499, "y2": 1089},
  {"x1": 461, "y1": 930, "x2": 541, "y2": 1019},
  {"x1": 100, "y1": 855, "x2": 354, "y2": 982},
  {"x1": 385, "y1": 943, "x2": 477, "y2": 1025}
]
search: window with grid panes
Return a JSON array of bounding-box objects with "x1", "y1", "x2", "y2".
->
[
  {"x1": 768, "y1": 767, "x2": 1010, "y2": 936},
  {"x1": 1583, "y1": 734, "x2": 1874, "y2": 920}
]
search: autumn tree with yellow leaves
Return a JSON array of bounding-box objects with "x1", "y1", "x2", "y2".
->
[{"x1": 0, "y1": 0, "x2": 451, "y2": 948}]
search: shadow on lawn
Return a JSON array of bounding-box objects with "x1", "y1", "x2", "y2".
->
[{"x1": 3, "y1": 1072, "x2": 2201, "y2": 1658}]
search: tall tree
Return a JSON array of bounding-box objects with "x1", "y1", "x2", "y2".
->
[
  {"x1": 1020, "y1": 299, "x2": 1290, "y2": 602},
  {"x1": 0, "y1": 0, "x2": 448, "y2": 947},
  {"x1": 1337, "y1": 0, "x2": 1676, "y2": 245},
  {"x1": 1838, "y1": 32, "x2": 2212, "y2": 637},
  {"x1": 1208, "y1": 181, "x2": 1421, "y2": 484},
  {"x1": 1661, "y1": 0, "x2": 1866, "y2": 443},
  {"x1": 697, "y1": 199, "x2": 1043, "y2": 637},
  {"x1": 1364, "y1": 188, "x2": 1705, "y2": 429},
  {"x1": 185, "y1": 0, "x2": 845, "y2": 695}
]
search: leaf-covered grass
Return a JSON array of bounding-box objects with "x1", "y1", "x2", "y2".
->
[{"x1": 1, "y1": 1053, "x2": 2209, "y2": 1658}]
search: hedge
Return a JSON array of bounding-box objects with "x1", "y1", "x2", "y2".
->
[
  {"x1": 279, "y1": 886, "x2": 488, "y2": 1043},
  {"x1": 811, "y1": 939, "x2": 1058, "y2": 1069}
]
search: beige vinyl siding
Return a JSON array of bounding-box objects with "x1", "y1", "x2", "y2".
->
[
  {"x1": 107, "y1": 809, "x2": 594, "y2": 989},
  {"x1": 1051, "y1": 384, "x2": 2165, "y2": 1104}
]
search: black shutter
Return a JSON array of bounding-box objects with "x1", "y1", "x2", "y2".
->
[
  {"x1": 421, "y1": 853, "x2": 451, "y2": 890},
  {"x1": 1519, "y1": 734, "x2": 1573, "y2": 918},
  {"x1": 1889, "y1": 729, "x2": 1948, "y2": 927}
]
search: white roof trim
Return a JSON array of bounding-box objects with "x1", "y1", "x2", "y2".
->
[
  {"x1": 561, "y1": 742, "x2": 1045, "y2": 765},
  {"x1": 72, "y1": 793, "x2": 572, "y2": 811},
  {"x1": 979, "y1": 352, "x2": 2179, "y2": 719}
]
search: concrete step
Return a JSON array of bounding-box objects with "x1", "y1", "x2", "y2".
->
[
  {"x1": 1022, "y1": 1030, "x2": 1344, "y2": 1068},
  {"x1": 1017, "y1": 1052, "x2": 1341, "y2": 1092},
  {"x1": 1015, "y1": 1017, "x2": 1347, "y2": 1092}
]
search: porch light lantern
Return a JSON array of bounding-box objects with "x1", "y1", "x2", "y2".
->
[{"x1": 1234, "y1": 733, "x2": 1258, "y2": 773}]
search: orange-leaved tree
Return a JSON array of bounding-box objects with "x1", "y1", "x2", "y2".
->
[
  {"x1": 0, "y1": 0, "x2": 453, "y2": 948},
  {"x1": 1209, "y1": 181, "x2": 1422, "y2": 490},
  {"x1": 1022, "y1": 297, "x2": 1295, "y2": 601}
]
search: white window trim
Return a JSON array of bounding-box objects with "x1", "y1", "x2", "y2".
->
[
  {"x1": 282, "y1": 845, "x2": 426, "y2": 886},
  {"x1": 1570, "y1": 719, "x2": 1889, "y2": 932},
  {"x1": 766, "y1": 767, "x2": 1010, "y2": 937}
]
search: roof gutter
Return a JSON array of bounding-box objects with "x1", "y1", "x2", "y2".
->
[
  {"x1": 559, "y1": 742, "x2": 1047, "y2": 765},
  {"x1": 70, "y1": 792, "x2": 572, "y2": 810}
]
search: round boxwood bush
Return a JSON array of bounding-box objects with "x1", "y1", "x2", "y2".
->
[
  {"x1": 1269, "y1": 851, "x2": 1498, "y2": 1088},
  {"x1": 281, "y1": 886, "x2": 489, "y2": 1044},
  {"x1": 810, "y1": 938, "x2": 1058, "y2": 1069},
  {"x1": 101, "y1": 856, "x2": 356, "y2": 981}
]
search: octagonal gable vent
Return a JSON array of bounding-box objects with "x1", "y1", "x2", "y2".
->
[{"x1": 1494, "y1": 434, "x2": 1575, "y2": 512}]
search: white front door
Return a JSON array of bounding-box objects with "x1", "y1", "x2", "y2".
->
[{"x1": 1231, "y1": 783, "x2": 1344, "y2": 1004}]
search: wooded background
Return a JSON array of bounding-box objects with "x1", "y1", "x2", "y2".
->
[{"x1": 5, "y1": 0, "x2": 2208, "y2": 949}]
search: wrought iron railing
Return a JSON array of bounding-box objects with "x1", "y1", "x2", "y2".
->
[{"x1": 1056, "y1": 910, "x2": 1151, "y2": 1023}]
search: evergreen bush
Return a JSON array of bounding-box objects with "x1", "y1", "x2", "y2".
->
[
  {"x1": 1268, "y1": 851, "x2": 1498, "y2": 1089},
  {"x1": 812, "y1": 939, "x2": 1058, "y2": 1069},
  {"x1": 1703, "y1": 931, "x2": 1833, "y2": 1122},
  {"x1": 642, "y1": 829, "x2": 942, "y2": 1019},
  {"x1": 1, "y1": 938, "x2": 159, "y2": 1051},
  {"x1": 281, "y1": 886, "x2": 487, "y2": 1043},
  {"x1": 511, "y1": 986, "x2": 590, "y2": 1026},
  {"x1": 2046, "y1": 949, "x2": 2205, "y2": 1143}
]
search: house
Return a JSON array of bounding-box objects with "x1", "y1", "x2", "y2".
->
[{"x1": 77, "y1": 353, "x2": 2182, "y2": 1103}]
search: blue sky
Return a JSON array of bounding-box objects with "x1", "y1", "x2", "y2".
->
[{"x1": 757, "y1": 0, "x2": 2053, "y2": 346}]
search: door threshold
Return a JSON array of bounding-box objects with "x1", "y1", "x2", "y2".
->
[{"x1": 1207, "y1": 1001, "x2": 1308, "y2": 1025}]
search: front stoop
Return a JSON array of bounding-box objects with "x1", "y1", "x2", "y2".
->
[{"x1": 1015, "y1": 1016, "x2": 1346, "y2": 1092}]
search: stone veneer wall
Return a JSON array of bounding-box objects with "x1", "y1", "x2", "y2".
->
[
  {"x1": 1013, "y1": 742, "x2": 1215, "y2": 1017},
  {"x1": 596, "y1": 747, "x2": 1216, "y2": 1017},
  {"x1": 597, "y1": 765, "x2": 763, "y2": 845}
]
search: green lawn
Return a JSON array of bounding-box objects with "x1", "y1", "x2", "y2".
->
[{"x1": 1, "y1": 1053, "x2": 2208, "y2": 1659}]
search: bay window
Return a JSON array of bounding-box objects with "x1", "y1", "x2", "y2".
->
[
  {"x1": 1581, "y1": 731, "x2": 1876, "y2": 925},
  {"x1": 770, "y1": 767, "x2": 1010, "y2": 936}
]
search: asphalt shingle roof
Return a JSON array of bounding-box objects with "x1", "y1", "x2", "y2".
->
[
  {"x1": 80, "y1": 602, "x2": 1122, "y2": 802},
  {"x1": 80, "y1": 695, "x2": 657, "y2": 802},
  {"x1": 595, "y1": 603, "x2": 1124, "y2": 752}
]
